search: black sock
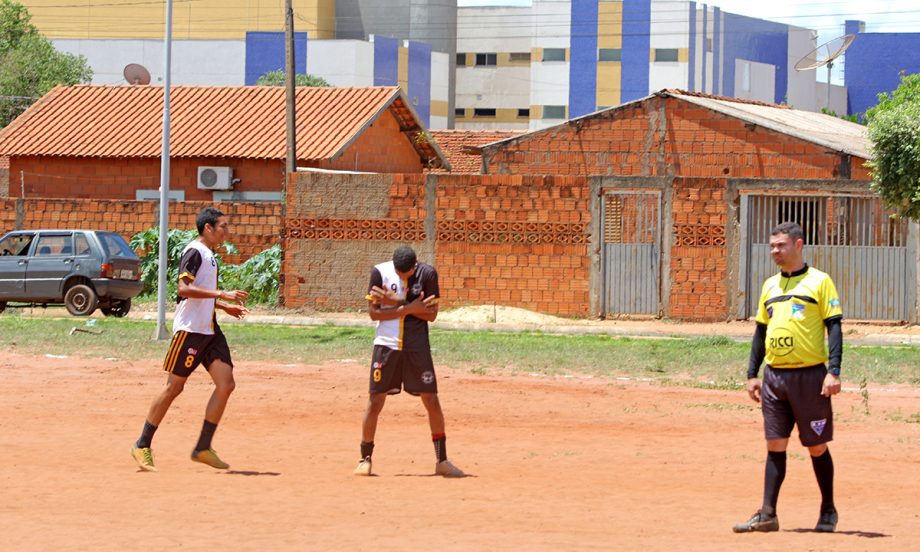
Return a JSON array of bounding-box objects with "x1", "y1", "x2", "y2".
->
[
  {"x1": 136, "y1": 421, "x2": 158, "y2": 449},
  {"x1": 194, "y1": 420, "x2": 218, "y2": 452},
  {"x1": 811, "y1": 448, "x2": 835, "y2": 512},
  {"x1": 432, "y1": 433, "x2": 447, "y2": 463},
  {"x1": 762, "y1": 450, "x2": 787, "y2": 516},
  {"x1": 360, "y1": 441, "x2": 374, "y2": 460}
]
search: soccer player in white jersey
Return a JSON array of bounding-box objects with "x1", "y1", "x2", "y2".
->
[
  {"x1": 353, "y1": 245, "x2": 465, "y2": 477},
  {"x1": 131, "y1": 207, "x2": 250, "y2": 472}
]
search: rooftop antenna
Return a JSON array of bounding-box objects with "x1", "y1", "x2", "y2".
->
[
  {"x1": 794, "y1": 34, "x2": 856, "y2": 113},
  {"x1": 123, "y1": 63, "x2": 151, "y2": 85}
]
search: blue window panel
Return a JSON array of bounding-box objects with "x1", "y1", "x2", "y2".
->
[
  {"x1": 245, "y1": 32, "x2": 307, "y2": 86},
  {"x1": 568, "y1": 0, "x2": 599, "y2": 118},
  {"x1": 721, "y1": 13, "x2": 787, "y2": 104},
  {"x1": 844, "y1": 32, "x2": 920, "y2": 116},
  {"x1": 713, "y1": 7, "x2": 721, "y2": 94},
  {"x1": 621, "y1": 0, "x2": 651, "y2": 102},
  {"x1": 374, "y1": 35, "x2": 399, "y2": 86},
  {"x1": 689, "y1": 2, "x2": 697, "y2": 91},
  {"x1": 408, "y1": 41, "x2": 431, "y2": 127}
]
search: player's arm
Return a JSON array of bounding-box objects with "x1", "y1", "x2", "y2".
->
[
  {"x1": 745, "y1": 322, "x2": 767, "y2": 403},
  {"x1": 368, "y1": 293, "x2": 435, "y2": 321},
  {"x1": 176, "y1": 249, "x2": 250, "y2": 304},
  {"x1": 822, "y1": 316, "x2": 843, "y2": 396},
  {"x1": 411, "y1": 266, "x2": 441, "y2": 322}
]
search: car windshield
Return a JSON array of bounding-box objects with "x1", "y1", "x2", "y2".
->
[
  {"x1": 97, "y1": 233, "x2": 136, "y2": 258},
  {"x1": 0, "y1": 233, "x2": 35, "y2": 256}
]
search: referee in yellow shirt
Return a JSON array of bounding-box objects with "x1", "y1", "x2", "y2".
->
[{"x1": 733, "y1": 222, "x2": 842, "y2": 534}]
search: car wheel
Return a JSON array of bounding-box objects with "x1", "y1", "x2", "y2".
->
[
  {"x1": 64, "y1": 284, "x2": 99, "y2": 316},
  {"x1": 0, "y1": 301, "x2": 5, "y2": 314},
  {"x1": 101, "y1": 299, "x2": 131, "y2": 318}
]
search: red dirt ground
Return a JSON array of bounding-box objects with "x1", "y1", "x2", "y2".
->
[{"x1": 1, "y1": 350, "x2": 918, "y2": 550}]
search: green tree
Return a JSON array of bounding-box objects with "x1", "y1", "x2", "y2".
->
[
  {"x1": 0, "y1": 0, "x2": 93, "y2": 128},
  {"x1": 867, "y1": 73, "x2": 920, "y2": 219},
  {"x1": 256, "y1": 69, "x2": 331, "y2": 87}
]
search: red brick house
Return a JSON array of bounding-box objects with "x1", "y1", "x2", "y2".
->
[
  {"x1": 0, "y1": 85, "x2": 448, "y2": 201},
  {"x1": 280, "y1": 91, "x2": 915, "y2": 322}
]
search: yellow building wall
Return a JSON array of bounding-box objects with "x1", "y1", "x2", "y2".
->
[
  {"x1": 597, "y1": 1, "x2": 622, "y2": 108},
  {"x1": 21, "y1": 0, "x2": 336, "y2": 40}
]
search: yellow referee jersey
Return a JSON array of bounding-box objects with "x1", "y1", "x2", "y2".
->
[{"x1": 756, "y1": 266, "x2": 843, "y2": 368}]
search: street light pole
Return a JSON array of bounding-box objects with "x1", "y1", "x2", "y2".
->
[{"x1": 154, "y1": 0, "x2": 174, "y2": 341}]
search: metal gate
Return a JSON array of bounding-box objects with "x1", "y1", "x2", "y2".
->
[
  {"x1": 741, "y1": 193, "x2": 914, "y2": 320},
  {"x1": 602, "y1": 191, "x2": 661, "y2": 316}
]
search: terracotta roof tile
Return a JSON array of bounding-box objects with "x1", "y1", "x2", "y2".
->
[
  {"x1": 0, "y1": 85, "x2": 448, "y2": 168},
  {"x1": 428, "y1": 129, "x2": 525, "y2": 173}
]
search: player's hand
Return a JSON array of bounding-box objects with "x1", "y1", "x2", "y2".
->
[
  {"x1": 368, "y1": 285, "x2": 402, "y2": 306},
  {"x1": 220, "y1": 290, "x2": 250, "y2": 304},
  {"x1": 746, "y1": 378, "x2": 762, "y2": 403},
  {"x1": 404, "y1": 292, "x2": 437, "y2": 314},
  {"x1": 223, "y1": 304, "x2": 249, "y2": 320},
  {"x1": 821, "y1": 373, "x2": 841, "y2": 397}
]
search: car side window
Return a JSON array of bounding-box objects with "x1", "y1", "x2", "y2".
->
[
  {"x1": 74, "y1": 233, "x2": 92, "y2": 256},
  {"x1": 0, "y1": 234, "x2": 35, "y2": 256},
  {"x1": 33, "y1": 235, "x2": 72, "y2": 256}
]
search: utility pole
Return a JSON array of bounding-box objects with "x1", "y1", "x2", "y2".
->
[{"x1": 284, "y1": 0, "x2": 297, "y2": 176}]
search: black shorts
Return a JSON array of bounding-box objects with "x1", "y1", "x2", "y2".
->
[
  {"x1": 369, "y1": 345, "x2": 437, "y2": 396},
  {"x1": 162, "y1": 328, "x2": 233, "y2": 377},
  {"x1": 762, "y1": 364, "x2": 833, "y2": 446}
]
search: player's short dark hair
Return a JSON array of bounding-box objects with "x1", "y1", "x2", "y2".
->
[
  {"x1": 392, "y1": 245, "x2": 417, "y2": 273},
  {"x1": 771, "y1": 221, "x2": 805, "y2": 243},
  {"x1": 196, "y1": 207, "x2": 225, "y2": 234}
]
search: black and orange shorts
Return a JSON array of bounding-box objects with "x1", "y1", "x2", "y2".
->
[
  {"x1": 369, "y1": 345, "x2": 437, "y2": 396},
  {"x1": 162, "y1": 328, "x2": 233, "y2": 377}
]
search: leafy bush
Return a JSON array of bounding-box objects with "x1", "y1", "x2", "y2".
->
[
  {"x1": 868, "y1": 101, "x2": 920, "y2": 219},
  {"x1": 130, "y1": 227, "x2": 239, "y2": 302},
  {"x1": 220, "y1": 244, "x2": 282, "y2": 306},
  {"x1": 130, "y1": 227, "x2": 279, "y2": 305}
]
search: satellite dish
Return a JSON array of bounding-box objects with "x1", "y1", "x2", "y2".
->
[
  {"x1": 123, "y1": 63, "x2": 151, "y2": 85},
  {"x1": 794, "y1": 34, "x2": 856, "y2": 110}
]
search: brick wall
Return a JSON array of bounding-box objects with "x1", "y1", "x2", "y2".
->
[
  {"x1": 0, "y1": 198, "x2": 281, "y2": 263},
  {"x1": 283, "y1": 173, "x2": 431, "y2": 310},
  {"x1": 669, "y1": 178, "x2": 729, "y2": 321},
  {"x1": 316, "y1": 109, "x2": 425, "y2": 174},
  {"x1": 483, "y1": 96, "x2": 870, "y2": 183},
  {"x1": 9, "y1": 156, "x2": 285, "y2": 201},
  {"x1": 282, "y1": 173, "x2": 592, "y2": 315},
  {"x1": 435, "y1": 175, "x2": 590, "y2": 315}
]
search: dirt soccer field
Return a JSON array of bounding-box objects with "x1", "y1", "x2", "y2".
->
[{"x1": 1, "y1": 350, "x2": 918, "y2": 551}]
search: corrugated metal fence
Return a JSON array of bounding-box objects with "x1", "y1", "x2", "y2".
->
[
  {"x1": 602, "y1": 191, "x2": 661, "y2": 316},
  {"x1": 743, "y1": 193, "x2": 913, "y2": 321}
]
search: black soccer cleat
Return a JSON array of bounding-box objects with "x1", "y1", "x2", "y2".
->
[
  {"x1": 815, "y1": 508, "x2": 838, "y2": 533},
  {"x1": 733, "y1": 510, "x2": 779, "y2": 533}
]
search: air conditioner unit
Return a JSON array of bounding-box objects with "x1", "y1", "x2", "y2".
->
[{"x1": 197, "y1": 166, "x2": 234, "y2": 190}]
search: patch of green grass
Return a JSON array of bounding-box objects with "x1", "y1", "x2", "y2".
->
[{"x1": 1, "y1": 315, "x2": 919, "y2": 389}]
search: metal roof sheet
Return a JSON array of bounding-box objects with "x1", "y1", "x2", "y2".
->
[
  {"x1": 479, "y1": 89, "x2": 871, "y2": 160},
  {"x1": 668, "y1": 91, "x2": 870, "y2": 159}
]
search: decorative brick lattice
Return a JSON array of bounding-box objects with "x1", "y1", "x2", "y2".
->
[
  {"x1": 284, "y1": 218, "x2": 426, "y2": 242},
  {"x1": 673, "y1": 224, "x2": 726, "y2": 247},
  {"x1": 435, "y1": 221, "x2": 588, "y2": 244}
]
